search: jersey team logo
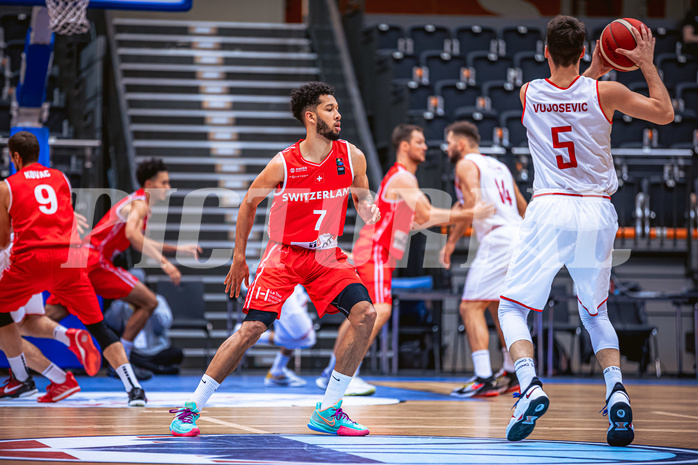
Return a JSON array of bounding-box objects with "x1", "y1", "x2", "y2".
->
[{"x1": 0, "y1": 435, "x2": 695, "y2": 464}]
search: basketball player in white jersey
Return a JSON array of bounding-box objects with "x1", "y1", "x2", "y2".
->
[
  {"x1": 441, "y1": 121, "x2": 527, "y2": 398},
  {"x1": 498, "y1": 16, "x2": 673, "y2": 446}
]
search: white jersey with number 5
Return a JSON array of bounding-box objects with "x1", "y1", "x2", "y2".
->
[
  {"x1": 455, "y1": 153, "x2": 522, "y2": 242},
  {"x1": 522, "y1": 76, "x2": 617, "y2": 196}
]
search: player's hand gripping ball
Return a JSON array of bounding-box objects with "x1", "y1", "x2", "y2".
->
[{"x1": 599, "y1": 18, "x2": 648, "y2": 71}]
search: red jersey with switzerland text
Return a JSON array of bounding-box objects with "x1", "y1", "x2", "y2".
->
[
  {"x1": 267, "y1": 139, "x2": 354, "y2": 249},
  {"x1": 355, "y1": 162, "x2": 415, "y2": 262},
  {"x1": 88, "y1": 188, "x2": 148, "y2": 261},
  {"x1": 5, "y1": 164, "x2": 79, "y2": 256}
]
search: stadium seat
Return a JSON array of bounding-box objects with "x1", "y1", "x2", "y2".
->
[
  {"x1": 369, "y1": 23, "x2": 406, "y2": 52},
  {"x1": 402, "y1": 80, "x2": 433, "y2": 111},
  {"x1": 408, "y1": 24, "x2": 451, "y2": 55},
  {"x1": 420, "y1": 113, "x2": 450, "y2": 143},
  {"x1": 614, "y1": 69, "x2": 645, "y2": 87},
  {"x1": 435, "y1": 80, "x2": 480, "y2": 120},
  {"x1": 611, "y1": 114, "x2": 653, "y2": 148},
  {"x1": 653, "y1": 27, "x2": 681, "y2": 56},
  {"x1": 453, "y1": 107, "x2": 499, "y2": 146},
  {"x1": 500, "y1": 25, "x2": 543, "y2": 57},
  {"x1": 656, "y1": 53, "x2": 698, "y2": 91},
  {"x1": 466, "y1": 51, "x2": 514, "y2": 85},
  {"x1": 500, "y1": 110, "x2": 526, "y2": 147},
  {"x1": 483, "y1": 80, "x2": 522, "y2": 113},
  {"x1": 0, "y1": 14, "x2": 30, "y2": 42},
  {"x1": 514, "y1": 51, "x2": 548, "y2": 82},
  {"x1": 421, "y1": 51, "x2": 466, "y2": 83},
  {"x1": 453, "y1": 25, "x2": 497, "y2": 56},
  {"x1": 657, "y1": 113, "x2": 697, "y2": 148},
  {"x1": 676, "y1": 82, "x2": 698, "y2": 116},
  {"x1": 383, "y1": 50, "x2": 419, "y2": 81}
]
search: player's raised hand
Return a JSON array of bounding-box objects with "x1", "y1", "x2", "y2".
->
[
  {"x1": 587, "y1": 40, "x2": 613, "y2": 78},
  {"x1": 616, "y1": 25, "x2": 655, "y2": 68},
  {"x1": 224, "y1": 257, "x2": 249, "y2": 298},
  {"x1": 162, "y1": 260, "x2": 181, "y2": 286},
  {"x1": 178, "y1": 243, "x2": 202, "y2": 259},
  {"x1": 359, "y1": 201, "x2": 381, "y2": 225}
]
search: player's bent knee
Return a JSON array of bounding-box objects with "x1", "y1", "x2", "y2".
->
[
  {"x1": 85, "y1": 320, "x2": 120, "y2": 351},
  {"x1": 0, "y1": 312, "x2": 14, "y2": 328},
  {"x1": 332, "y1": 283, "x2": 373, "y2": 318},
  {"x1": 244, "y1": 309, "x2": 276, "y2": 330}
]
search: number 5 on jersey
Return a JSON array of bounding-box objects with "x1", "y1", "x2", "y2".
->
[
  {"x1": 35, "y1": 184, "x2": 58, "y2": 214},
  {"x1": 552, "y1": 126, "x2": 577, "y2": 169}
]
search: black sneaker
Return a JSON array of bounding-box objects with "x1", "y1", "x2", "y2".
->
[
  {"x1": 450, "y1": 375, "x2": 501, "y2": 398},
  {"x1": 0, "y1": 371, "x2": 38, "y2": 398},
  {"x1": 604, "y1": 382, "x2": 634, "y2": 447},
  {"x1": 494, "y1": 369, "x2": 520, "y2": 394},
  {"x1": 107, "y1": 365, "x2": 153, "y2": 381},
  {"x1": 128, "y1": 387, "x2": 147, "y2": 407}
]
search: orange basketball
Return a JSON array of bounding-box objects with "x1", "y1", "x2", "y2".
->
[{"x1": 599, "y1": 18, "x2": 647, "y2": 71}]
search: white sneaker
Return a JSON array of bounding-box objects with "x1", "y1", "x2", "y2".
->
[
  {"x1": 604, "y1": 382, "x2": 634, "y2": 447},
  {"x1": 345, "y1": 376, "x2": 376, "y2": 396},
  {"x1": 264, "y1": 368, "x2": 307, "y2": 387},
  {"x1": 506, "y1": 377, "x2": 549, "y2": 441}
]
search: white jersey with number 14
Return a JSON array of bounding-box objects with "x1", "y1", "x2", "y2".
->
[{"x1": 522, "y1": 76, "x2": 617, "y2": 196}]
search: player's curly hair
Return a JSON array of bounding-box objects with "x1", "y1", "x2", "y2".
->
[
  {"x1": 290, "y1": 82, "x2": 335, "y2": 125},
  {"x1": 547, "y1": 15, "x2": 586, "y2": 68},
  {"x1": 136, "y1": 158, "x2": 167, "y2": 186}
]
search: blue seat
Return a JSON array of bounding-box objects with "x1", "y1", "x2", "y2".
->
[
  {"x1": 514, "y1": 51, "x2": 548, "y2": 82},
  {"x1": 421, "y1": 50, "x2": 466, "y2": 83},
  {"x1": 408, "y1": 24, "x2": 451, "y2": 55},
  {"x1": 501, "y1": 25, "x2": 543, "y2": 57},
  {"x1": 402, "y1": 81, "x2": 433, "y2": 111},
  {"x1": 500, "y1": 110, "x2": 526, "y2": 147},
  {"x1": 467, "y1": 51, "x2": 514, "y2": 85},
  {"x1": 421, "y1": 114, "x2": 450, "y2": 143},
  {"x1": 653, "y1": 27, "x2": 681, "y2": 56},
  {"x1": 483, "y1": 80, "x2": 521, "y2": 113},
  {"x1": 453, "y1": 25, "x2": 497, "y2": 55},
  {"x1": 435, "y1": 80, "x2": 480, "y2": 120},
  {"x1": 369, "y1": 23, "x2": 406, "y2": 51},
  {"x1": 677, "y1": 82, "x2": 698, "y2": 116},
  {"x1": 657, "y1": 53, "x2": 698, "y2": 90},
  {"x1": 383, "y1": 50, "x2": 419, "y2": 81}
]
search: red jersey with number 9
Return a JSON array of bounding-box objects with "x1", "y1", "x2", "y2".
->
[
  {"x1": 267, "y1": 139, "x2": 354, "y2": 249},
  {"x1": 5, "y1": 164, "x2": 79, "y2": 256}
]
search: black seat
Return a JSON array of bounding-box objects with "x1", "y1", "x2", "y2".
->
[
  {"x1": 500, "y1": 110, "x2": 526, "y2": 147},
  {"x1": 370, "y1": 23, "x2": 406, "y2": 51},
  {"x1": 385, "y1": 51, "x2": 419, "y2": 81},
  {"x1": 453, "y1": 25, "x2": 497, "y2": 55},
  {"x1": 606, "y1": 298, "x2": 660, "y2": 377},
  {"x1": 408, "y1": 24, "x2": 451, "y2": 55},
  {"x1": 611, "y1": 114, "x2": 653, "y2": 148},
  {"x1": 483, "y1": 80, "x2": 521, "y2": 113},
  {"x1": 420, "y1": 113, "x2": 450, "y2": 143},
  {"x1": 657, "y1": 53, "x2": 698, "y2": 91},
  {"x1": 657, "y1": 113, "x2": 697, "y2": 148},
  {"x1": 157, "y1": 281, "x2": 213, "y2": 367},
  {"x1": 514, "y1": 51, "x2": 548, "y2": 82},
  {"x1": 677, "y1": 82, "x2": 698, "y2": 116},
  {"x1": 453, "y1": 107, "x2": 499, "y2": 146},
  {"x1": 545, "y1": 286, "x2": 582, "y2": 374},
  {"x1": 435, "y1": 80, "x2": 480, "y2": 120},
  {"x1": 421, "y1": 50, "x2": 466, "y2": 83},
  {"x1": 500, "y1": 25, "x2": 542, "y2": 57},
  {"x1": 653, "y1": 27, "x2": 681, "y2": 56},
  {"x1": 467, "y1": 51, "x2": 514, "y2": 85},
  {"x1": 401, "y1": 80, "x2": 433, "y2": 111}
]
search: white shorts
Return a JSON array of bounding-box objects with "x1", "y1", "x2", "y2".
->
[
  {"x1": 1, "y1": 244, "x2": 46, "y2": 323},
  {"x1": 274, "y1": 285, "x2": 316, "y2": 349},
  {"x1": 462, "y1": 225, "x2": 519, "y2": 301},
  {"x1": 501, "y1": 194, "x2": 618, "y2": 314}
]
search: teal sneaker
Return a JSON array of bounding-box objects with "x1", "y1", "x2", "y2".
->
[
  {"x1": 169, "y1": 401, "x2": 201, "y2": 437},
  {"x1": 307, "y1": 400, "x2": 369, "y2": 436}
]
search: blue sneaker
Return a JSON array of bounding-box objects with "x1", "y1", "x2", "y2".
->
[
  {"x1": 169, "y1": 401, "x2": 200, "y2": 437},
  {"x1": 308, "y1": 400, "x2": 369, "y2": 436}
]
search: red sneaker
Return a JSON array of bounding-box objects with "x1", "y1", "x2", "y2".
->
[
  {"x1": 38, "y1": 372, "x2": 81, "y2": 403},
  {"x1": 0, "y1": 370, "x2": 38, "y2": 398},
  {"x1": 67, "y1": 328, "x2": 102, "y2": 376}
]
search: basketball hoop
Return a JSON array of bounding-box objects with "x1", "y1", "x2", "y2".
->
[{"x1": 45, "y1": 0, "x2": 91, "y2": 36}]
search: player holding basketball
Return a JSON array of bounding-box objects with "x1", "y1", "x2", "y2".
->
[
  {"x1": 46, "y1": 158, "x2": 201, "y2": 379},
  {"x1": 441, "y1": 121, "x2": 527, "y2": 398},
  {"x1": 498, "y1": 16, "x2": 672, "y2": 445},
  {"x1": 170, "y1": 82, "x2": 380, "y2": 437},
  {"x1": 316, "y1": 124, "x2": 493, "y2": 396},
  {"x1": 0, "y1": 131, "x2": 147, "y2": 406}
]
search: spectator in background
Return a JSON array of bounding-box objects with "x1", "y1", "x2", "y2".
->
[
  {"x1": 682, "y1": 1, "x2": 698, "y2": 58},
  {"x1": 104, "y1": 270, "x2": 183, "y2": 375}
]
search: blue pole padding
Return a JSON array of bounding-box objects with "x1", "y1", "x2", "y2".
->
[{"x1": 9, "y1": 126, "x2": 50, "y2": 175}]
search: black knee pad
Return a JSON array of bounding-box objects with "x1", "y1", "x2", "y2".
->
[
  {"x1": 244, "y1": 309, "x2": 277, "y2": 329},
  {"x1": 331, "y1": 283, "x2": 373, "y2": 317},
  {"x1": 0, "y1": 312, "x2": 14, "y2": 328},
  {"x1": 85, "y1": 320, "x2": 120, "y2": 350}
]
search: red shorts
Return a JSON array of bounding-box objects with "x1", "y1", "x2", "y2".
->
[
  {"x1": 0, "y1": 249, "x2": 103, "y2": 325},
  {"x1": 243, "y1": 242, "x2": 364, "y2": 318},
  {"x1": 354, "y1": 241, "x2": 395, "y2": 305},
  {"x1": 46, "y1": 248, "x2": 138, "y2": 309}
]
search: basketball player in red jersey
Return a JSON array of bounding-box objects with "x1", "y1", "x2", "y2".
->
[
  {"x1": 170, "y1": 82, "x2": 380, "y2": 437},
  {"x1": 46, "y1": 159, "x2": 201, "y2": 378},
  {"x1": 498, "y1": 17, "x2": 672, "y2": 445},
  {"x1": 0, "y1": 131, "x2": 147, "y2": 406},
  {"x1": 317, "y1": 124, "x2": 494, "y2": 395}
]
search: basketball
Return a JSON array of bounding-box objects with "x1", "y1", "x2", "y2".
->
[{"x1": 599, "y1": 18, "x2": 647, "y2": 71}]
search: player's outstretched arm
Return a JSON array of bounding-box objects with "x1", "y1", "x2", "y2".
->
[
  {"x1": 348, "y1": 144, "x2": 380, "y2": 225},
  {"x1": 598, "y1": 25, "x2": 673, "y2": 125},
  {"x1": 0, "y1": 182, "x2": 10, "y2": 248},
  {"x1": 224, "y1": 153, "x2": 285, "y2": 298}
]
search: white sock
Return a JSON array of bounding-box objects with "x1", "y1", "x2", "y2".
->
[
  {"x1": 321, "y1": 370, "x2": 352, "y2": 409},
  {"x1": 323, "y1": 353, "x2": 337, "y2": 377},
  {"x1": 190, "y1": 374, "x2": 219, "y2": 410},
  {"x1": 502, "y1": 347, "x2": 515, "y2": 372},
  {"x1": 115, "y1": 363, "x2": 141, "y2": 392},
  {"x1": 53, "y1": 326, "x2": 70, "y2": 346},
  {"x1": 270, "y1": 352, "x2": 290, "y2": 377},
  {"x1": 603, "y1": 366, "x2": 623, "y2": 400},
  {"x1": 514, "y1": 357, "x2": 536, "y2": 391},
  {"x1": 8, "y1": 354, "x2": 30, "y2": 382},
  {"x1": 472, "y1": 349, "x2": 493, "y2": 378},
  {"x1": 120, "y1": 338, "x2": 134, "y2": 359},
  {"x1": 42, "y1": 363, "x2": 67, "y2": 384}
]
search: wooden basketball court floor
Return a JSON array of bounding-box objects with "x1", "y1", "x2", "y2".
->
[{"x1": 0, "y1": 374, "x2": 697, "y2": 464}]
